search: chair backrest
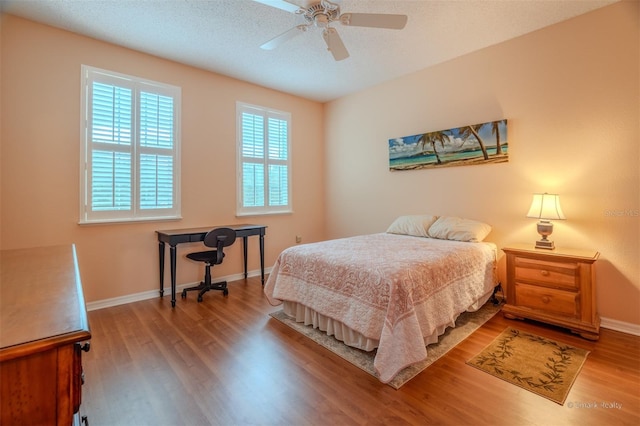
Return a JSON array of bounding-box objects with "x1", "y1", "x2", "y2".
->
[{"x1": 203, "y1": 227, "x2": 237, "y2": 265}]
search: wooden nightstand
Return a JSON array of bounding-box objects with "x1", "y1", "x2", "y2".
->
[{"x1": 502, "y1": 243, "x2": 600, "y2": 340}]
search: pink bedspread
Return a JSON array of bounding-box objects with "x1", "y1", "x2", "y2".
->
[{"x1": 264, "y1": 233, "x2": 497, "y2": 383}]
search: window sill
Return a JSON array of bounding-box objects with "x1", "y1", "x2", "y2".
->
[
  {"x1": 78, "y1": 216, "x2": 183, "y2": 226},
  {"x1": 236, "y1": 210, "x2": 293, "y2": 217}
]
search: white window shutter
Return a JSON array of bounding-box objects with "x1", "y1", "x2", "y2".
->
[
  {"x1": 237, "y1": 103, "x2": 291, "y2": 215},
  {"x1": 80, "y1": 65, "x2": 181, "y2": 223}
]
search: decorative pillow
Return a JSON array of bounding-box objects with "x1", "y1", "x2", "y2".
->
[
  {"x1": 386, "y1": 215, "x2": 439, "y2": 238},
  {"x1": 427, "y1": 216, "x2": 492, "y2": 242}
]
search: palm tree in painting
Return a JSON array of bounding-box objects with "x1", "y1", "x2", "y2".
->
[
  {"x1": 417, "y1": 131, "x2": 450, "y2": 164},
  {"x1": 491, "y1": 119, "x2": 506, "y2": 155},
  {"x1": 459, "y1": 124, "x2": 489, "y2": 160}
]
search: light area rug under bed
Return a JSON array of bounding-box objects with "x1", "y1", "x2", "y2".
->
[
  {"x1": 265, "y1": 233, "x2": 498, "y2": 383},
  {"x1": 271, "y1": 301, "x2": 501, "y2": 389}
]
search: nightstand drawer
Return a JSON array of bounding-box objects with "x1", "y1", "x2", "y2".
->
[
  {"x1": 514, "y1": 256, "x2": 578, "y2": 289},
  {"x1": 515, "y1": 283, "x2": 579, "y2": 317}
]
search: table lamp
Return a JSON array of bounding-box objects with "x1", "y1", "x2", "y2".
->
[{"x1": 526, "y1": 193, "x2": 566, "y2": 249}]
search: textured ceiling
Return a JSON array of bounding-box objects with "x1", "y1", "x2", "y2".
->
[{"x1": 0, "y1": 0, "x2": 618, "y2": 102}]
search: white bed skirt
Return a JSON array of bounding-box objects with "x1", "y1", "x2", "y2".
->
[{"x1": 282, "y1": 289, "x2": 493, "y2": 353}]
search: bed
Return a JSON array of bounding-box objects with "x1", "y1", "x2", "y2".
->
[{"x1": 264, "y1": 215, "x2": 498, "y2": 383}]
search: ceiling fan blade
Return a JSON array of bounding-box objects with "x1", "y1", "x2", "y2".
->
[
  {"x1": 339, "y1": 13, "x2": 408, "y2": 30},
  {"x1": 322, "y1": 28, "x2": 349, "y2": 61},
  {"x1": 252, "y1": 0, "x2": 303, "y2": 14},
  {"x1": 260, "y1": 25, "x2": 308, "y2": 50}
]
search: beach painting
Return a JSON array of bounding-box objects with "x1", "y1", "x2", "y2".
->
[{"x1": 389, "y1": 119, "x2": 508, "y2": 171}]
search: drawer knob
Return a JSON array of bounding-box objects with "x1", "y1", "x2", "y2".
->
[
  {"x1": 540, "y1": 270, "x2": 550, "y2": 276},
  {"x1": 542, "y1": 296, "x2": 551, "y2": 304}
]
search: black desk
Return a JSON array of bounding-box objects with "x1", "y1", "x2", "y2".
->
[{"x1": 156, "y1": 224, "x2": 266, "y2": 307}]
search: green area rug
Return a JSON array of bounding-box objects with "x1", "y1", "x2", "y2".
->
[
  {"x1": 467, "y1": 327, "x2": 589, "y2": 404},
  {"x1": 269, "y1": 301, "x2": 500, "y2": 389}
]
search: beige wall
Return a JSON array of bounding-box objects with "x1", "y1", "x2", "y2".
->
[
  {"x1": 324, "y1": 1, "x2": 639, "y2": 326},
  {"x1": 0, "y1": 15, "x2": 325, "y2": 302}
]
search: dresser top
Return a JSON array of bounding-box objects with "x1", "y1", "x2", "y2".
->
[{"x1": 0, "y1": 245, "x2": 90, "y2": 355}]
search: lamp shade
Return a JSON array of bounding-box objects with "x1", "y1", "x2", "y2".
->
[{"x1": 526, "y1": 193, "x2": 566, "y2": 220}]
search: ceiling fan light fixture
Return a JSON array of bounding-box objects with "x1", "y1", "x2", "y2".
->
[{"x1": 314, "y1": 14, "x2": 329, "y2": 28}]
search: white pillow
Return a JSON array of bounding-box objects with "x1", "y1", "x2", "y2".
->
[
  {"x1": 427, "y1": 216, "x2": 492, "y2": 242},
  {"x1": 386, "y1": 215, "x2": 439, "y2": 238}
]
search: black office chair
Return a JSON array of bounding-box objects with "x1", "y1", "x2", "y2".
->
[{"x1": 182, "y1": 227, "x2": 237, "y2": 302}]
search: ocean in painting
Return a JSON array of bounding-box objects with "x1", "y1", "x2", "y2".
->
[{"x1": 390, "y1": 145, "x2": 508, "y2": 168}]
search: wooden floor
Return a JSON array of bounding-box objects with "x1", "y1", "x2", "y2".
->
[{"x1": 83, "y1": 277, "x2": 640, "y2": 425}]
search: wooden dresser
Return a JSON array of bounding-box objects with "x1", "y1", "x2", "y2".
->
[
  {"x1": 502, "y1": 243, "x2": 600, "y2": 340},
  {"x1": 1, "y1": 245, "x2": 91, "y2": 425}
]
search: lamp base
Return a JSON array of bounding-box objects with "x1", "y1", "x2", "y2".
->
[
  {"x1": 535, "y1": 239, "x2": 555, "y2": 250},
  {"x1": 535, "y1": 220, "x2": 555, "y2": 250}
]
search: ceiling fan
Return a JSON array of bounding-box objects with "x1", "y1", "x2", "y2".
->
[{"x1": 254, "y1": 0, "x2": 408, "y2": 61}]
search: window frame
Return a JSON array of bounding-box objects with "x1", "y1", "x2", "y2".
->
[
  {"x1": 236, "y1": 102, "x2": 292, "y2": 216},
  {"x1": 79, "y1": 65, "x2": 181, "y2": 224}
]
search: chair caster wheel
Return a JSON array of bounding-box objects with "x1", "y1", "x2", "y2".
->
[
  {"x1": 197, "y1": 295, "x2": 203, "y2": 302},
  {"x1": 181, "y1": 290, "x2": 186, "y2": 299},
  {"x1": 223, "y1": 288, "x2": 229, "y2": 296}
]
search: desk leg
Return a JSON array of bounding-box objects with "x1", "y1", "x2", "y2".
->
[
  {"x1": 170, "y1": 245, "x2": 177, "y2": 307},
  {"x1": 242, "y1": 236, "x2": 248, "y2": 279},
  {"x1": 260, "y1": 234, "x2": 265, "y2": 285},
  {"x1": 158, "y1": 241, "x2": 165, "y2": 296}
]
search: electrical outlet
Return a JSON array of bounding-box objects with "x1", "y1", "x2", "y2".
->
[{"x1": 295, "y1": 235, "x2": 302, "y2": 243}]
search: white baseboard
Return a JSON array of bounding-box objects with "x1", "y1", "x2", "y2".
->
[
  {"x1": 600, "y1": 316, "x2": 640, "y2": 336},
  {"x1": 86, "y1": 267, "x2": 272, "y2": 311}
]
